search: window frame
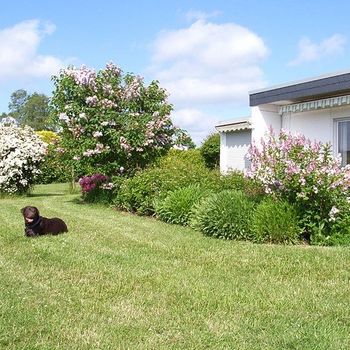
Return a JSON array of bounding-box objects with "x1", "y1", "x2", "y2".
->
[{"x1": 334, "y1": 117, "x2": 350, "y2": 166}]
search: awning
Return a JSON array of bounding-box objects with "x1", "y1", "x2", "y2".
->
[
  {"x1": 279, "y1": 94, "x2": 350, "y2": 114},
  {"x1": 215, "y1": 118, "x2": 252, "y2": 133}
]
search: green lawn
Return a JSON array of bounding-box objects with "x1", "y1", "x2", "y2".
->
[{"x1": 0, "y1": 183, "x2": 349, "y2": 350}]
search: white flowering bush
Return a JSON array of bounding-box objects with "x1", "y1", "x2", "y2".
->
[
  {"x1": 0, "y1": 118, "x2": 47, "y2": 194},
  {"x1": 247, "y1": 129, "x2": 350, "y2": 244}
]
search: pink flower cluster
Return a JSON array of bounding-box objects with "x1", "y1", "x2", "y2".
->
[
  {"x1": 100, "y1": 98, "x2": 117, "y2": 109},
  {"x1": 83, "y1": 143, "x2": 108, "y2": 157},
  {"x1": 79, "y1": 173, "x2": 109, "y2": 193},
  {"x1": 86, "y1": 95, "x2": 98, "y2": 106},
  {"x1": 105, "y1": 62, "x2": 122, "y2": 77},
  {"x1": 65, "y1": 65, "x2": 97, "y2": 89},
  {"x1": 144, "y1": 116, "x2": 171, "y2": 146},
  {"x1": 123, "y1": 76, "x2": 143, "y2": 100},
  {"x1": 247, "y1": 129, "x2": 350, "y2": 223},
  {"x1": 120, "y1": 136, "x2": 132, "y2": 155}
]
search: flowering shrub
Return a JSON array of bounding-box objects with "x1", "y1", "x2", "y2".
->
[
  {"x1": 247, "y1": 129, "x2": 350, "y2": 243},
  {"x1": 0, "y1": 117, "x2": 47, "y2": 194},
  {"x1": 78, "y1": 173, "x2": 114, "y2": 203},
  {"x1": 50, "y1": 62, "x2": 187, "y2": 178}
]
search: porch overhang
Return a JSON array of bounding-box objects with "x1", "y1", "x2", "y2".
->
[{"x1": 215, "y1": 118, "x2": 252, "y2": 133}]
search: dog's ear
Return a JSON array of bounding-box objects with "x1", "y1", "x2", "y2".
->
[{"x1": 20, "y1": 207, "x2": 27, "y2": 215}]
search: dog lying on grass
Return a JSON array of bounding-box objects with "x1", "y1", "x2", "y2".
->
[{"x1": 21, "y1": 206, "x2": 68, "y2": 237}]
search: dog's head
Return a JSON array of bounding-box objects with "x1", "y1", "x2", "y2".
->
[{"x1": 21, "y1": 206, "x2": 40, "y2": 224}]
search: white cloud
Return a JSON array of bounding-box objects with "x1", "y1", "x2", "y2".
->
[
  {"x1": 0, "y1": 20, "x2": 65, "y2": 81},
  {"x1": 289, "y1": 34, "x2": 346, "y2": 66},
  {"x1": 148, "y1": 17, "x2": 268, "y2": 143},
  {"x1": 185, "y1": 10, "x2": 221, "y2": 22},
  {"x1": 171, "y1": 108, "x2": 219, "y2": 145}
]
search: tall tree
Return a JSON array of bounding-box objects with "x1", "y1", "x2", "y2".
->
[
  {"x1": 8, "y1": 89, "x2": 51, "y2": 130},
  {"x1": 22, "y1": 93, "x2": 51, "y2": 130},
  {"x1": 0, "y1": 112, "x2": 8, "y2": 120},
  {"x1": 8, "y1": 89, "x2": 28, "y2": 123}
]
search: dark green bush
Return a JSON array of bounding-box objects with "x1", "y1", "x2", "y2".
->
[
  {"x1": 114, "y1": 149, "x2": 266, "y2": 215},
  {"x1": 155, "y1": 184, "x2": 210, "y2": 226},
  {"x1": 114, "y1": 149, "x2": 215, "y2": 215},
  {"x1": 251, "y1": 198, "x2": 300, "y2": 244},
  {"x1": 209, "y1": 170, "x2": 266, "y2": 202},
  {"x1": 190, "y1": 190, "x2": 255, "y2": 240},
  {"x1": 200, "y1": 133, "x2": 220, "y2": 169}
]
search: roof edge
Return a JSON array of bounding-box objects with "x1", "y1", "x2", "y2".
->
[{"x1": 249, "y1": 69, "x2": 350, "y2": 95}]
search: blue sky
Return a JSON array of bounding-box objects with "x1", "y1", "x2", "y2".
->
[{"x1": 1, "y1": 0, "x2": 350, "y2": 144}]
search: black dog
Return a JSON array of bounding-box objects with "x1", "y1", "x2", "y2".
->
[{"x1": 21, "y1": 206, "x2": 68, "y2": 237}]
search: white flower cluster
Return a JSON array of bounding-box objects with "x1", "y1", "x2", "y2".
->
[{"x1": 0, "y1": 122, "x2": 47, "y2": 194}]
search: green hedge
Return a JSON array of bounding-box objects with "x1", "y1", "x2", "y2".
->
[{"x1": 114, "y1": 149, "x2": 215, "y2": 215}]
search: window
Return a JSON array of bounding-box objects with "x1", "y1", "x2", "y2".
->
[{"x1": 336, "y1": 119, "x2": 350, "y2": 166}]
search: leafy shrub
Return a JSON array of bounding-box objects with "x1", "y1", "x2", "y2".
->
[
  {"x1": 36, "y1": 130, "x2": 60, "y2": 144},
  {"x1": 200, "y1": 132, "x2": 220, "y2": 169},
  {"x1": 311, "y1": 199, "x2": 350, "y2": 246},
  {"x1": 247, "y1": 129, "x2": 350, "y2": 244},
  {"x1": 155, "y1": 184, "x2": 210, "y2": 226},
  {"x1": 78, "y1": 173, "x2": 114, "y2": 203},
  {"x1": 114, "y1": 149, "x2": 214, "y2": 214},
  {"x1": 36, "y1": 131, "x2": 69, "y2": 184},
  {"x1": 210, "y1": 170, "x2": 265, "y2": 202},
  {"x1": 0, "y1": 117, "x2": 47, "y2": 194},
  {"x1": 115, "y1": 150, "x2": 266, "y2": 215},
  {"x1": 251, "y1": 197, "x2": 300, "y2": 244},
  {"x1": 191, "y1": 190, "x2": 255, "y2": 240}
]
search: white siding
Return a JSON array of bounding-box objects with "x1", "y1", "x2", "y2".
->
[
  {"x1": 220, "y1": 129, "x2": 251, "y2": 172},
  {"x1": 218, "y1": 100, "x2": 350, "y2": 174},
  {"x1": 251, "y1": 104, "x2": 281, "y2": 143},
  {"x1": 282, "y1": 105, "x2": 350, "y2": 146}
]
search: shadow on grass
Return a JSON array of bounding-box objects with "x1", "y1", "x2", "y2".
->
[
  {"x1": 27, "y1": 193, "x2": 66, "y2": 197},
  {"x1": 68, "y1": 197, "x2": 87, "y2": 205}
]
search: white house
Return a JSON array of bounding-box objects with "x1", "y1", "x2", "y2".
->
[{"x1": 216, "y1": 70, "x2": 350, "y2": 173}]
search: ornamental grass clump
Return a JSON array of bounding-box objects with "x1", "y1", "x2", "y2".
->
[
  {"x1": 0, "y1": 117, "x2": 47, "y2": 194},
  {"x1": 155, "y1": 184, "x2": 210, "y2": 226},
  {"x1": 251, "y1": 197, "x2": 300, "y2": 244},
  {"x1": 247, "y1": 129, "x2": 350, "y2": 244},
  {"x1": 190, "y1": 190, "x2": 255, "y2": 240}
]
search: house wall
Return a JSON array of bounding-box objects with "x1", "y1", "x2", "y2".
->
[
  {"x1": 251, "y1": 104, "x2": 281, "y2": 143},
  {"x1": 218, "y1": 100, "x2": 350, "y2": 173},
  {"x1": 282, "y1": 105, "x2": 350, "y2": 145},
  {"x1": 219, "y1": 129, "x2": 251, "y2": 173}
]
